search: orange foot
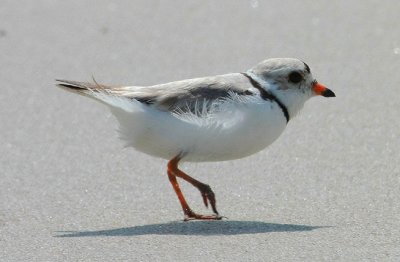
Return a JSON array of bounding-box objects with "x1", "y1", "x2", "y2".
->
[{"x1": 183, "y1": 210, "x2": 224, "y2": 221}]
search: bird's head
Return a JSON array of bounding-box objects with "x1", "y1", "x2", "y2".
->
[{"x1": 247, "y1": 58, "x2": 335, "y2": 117}]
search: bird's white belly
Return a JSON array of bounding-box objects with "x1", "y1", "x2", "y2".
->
[{"x1": 113, "y1": 99, "x2": 287, "y2": 162}]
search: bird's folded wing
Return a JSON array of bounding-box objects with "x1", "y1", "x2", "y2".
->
[
  {"x1": 57, "y1": 73, "x2": 255, "y2": 114},
  {"x1": 121, "y1": 73, "x2": 254, "y2": 114}
]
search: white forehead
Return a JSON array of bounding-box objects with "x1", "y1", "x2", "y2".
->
[{"x1": 251, "y1": 58, "x2": 309, "y2": 75}]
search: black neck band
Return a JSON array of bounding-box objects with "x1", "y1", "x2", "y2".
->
[{"x1": 241, "y1": 72, "x2": 290, "y2": 123}]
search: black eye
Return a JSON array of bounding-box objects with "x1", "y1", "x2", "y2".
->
[{"x1": 288, "y1": 71, "x2": 303, "y2": 83}]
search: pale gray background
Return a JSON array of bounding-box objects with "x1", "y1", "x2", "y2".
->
[{"x1": 1, "y1": 0, "x2": 400, "y2": 261}]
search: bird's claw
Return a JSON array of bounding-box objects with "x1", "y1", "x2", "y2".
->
[{"x1": 198, "y1": 184, "x2": 218, "y2": 215}]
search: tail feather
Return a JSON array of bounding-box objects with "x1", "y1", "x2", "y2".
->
[
  {"x1": 56, "y1": 79, "x2": 110, "y2": 94},
  {"x1": 56, "y1": 79, "x2": 138, "y2": 113}
]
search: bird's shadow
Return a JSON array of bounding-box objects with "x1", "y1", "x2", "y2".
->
[{"x1": 55, "y1": 220, "x2": 328, "y2": 237}]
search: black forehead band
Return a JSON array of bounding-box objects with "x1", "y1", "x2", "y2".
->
[{"x1": 303, "y1": 62, "x2": 311, "y2": 73}]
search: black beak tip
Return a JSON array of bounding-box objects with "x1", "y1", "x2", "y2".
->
[{"x1": 322, "y1": 89, "x2": 336, "y2": 97}]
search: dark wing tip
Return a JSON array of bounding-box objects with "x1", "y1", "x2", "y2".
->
[{"x1": 56, "y1": 79, "x2": 84, "y2": 89}]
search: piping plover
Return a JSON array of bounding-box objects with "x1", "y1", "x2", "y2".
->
[{"x1": 57, "y1": 58, "x2": 335, "y2": 220}]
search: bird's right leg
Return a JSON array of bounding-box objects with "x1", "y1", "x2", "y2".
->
[{"x1": 167, "y1": 157, "x2": 222, "y2": 221}]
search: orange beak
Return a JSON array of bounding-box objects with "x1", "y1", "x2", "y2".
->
[{"x1": 313, "y1": 81, "x2": 335, "y2": 97}]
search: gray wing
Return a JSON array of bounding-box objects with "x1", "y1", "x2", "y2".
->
[{"x1": 121, "y1": 73, "x2": 254, "y2": 113}]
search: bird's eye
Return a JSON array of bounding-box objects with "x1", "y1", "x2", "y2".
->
[{"x1": 288, "y1": 71, "x2": 303, "y2": 83}]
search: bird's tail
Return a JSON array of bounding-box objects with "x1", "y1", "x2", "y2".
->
[
  {"x1": 56, "y1": 78, "x2": 112, "y2": 96},
  {"x1": 56, "y1": 79, "x2": 137, "y2": 112}
]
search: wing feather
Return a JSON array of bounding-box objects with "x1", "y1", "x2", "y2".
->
[
  {"x1": 124, "y1": 73, "x2": 254, "y2": 113},
  {"x1": 57, "y1": 73, "x2": 255, "y2": 114}
]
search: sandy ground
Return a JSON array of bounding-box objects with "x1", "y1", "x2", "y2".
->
[{"x1": 1, "y1": 1, "x2": 400, "y2": 261}]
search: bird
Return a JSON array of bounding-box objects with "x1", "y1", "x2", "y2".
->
[{"x1": 56, "y1": 58, "x2": 335, "y2": 221}]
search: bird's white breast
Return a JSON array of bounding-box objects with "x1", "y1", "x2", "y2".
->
[{"x1": 112, "y1": 97, "x2": 287, "y2": 162}]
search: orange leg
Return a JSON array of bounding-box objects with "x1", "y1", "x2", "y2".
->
[{"x1": 167, "y1": 155, "x2": 222, "y2": 221}]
